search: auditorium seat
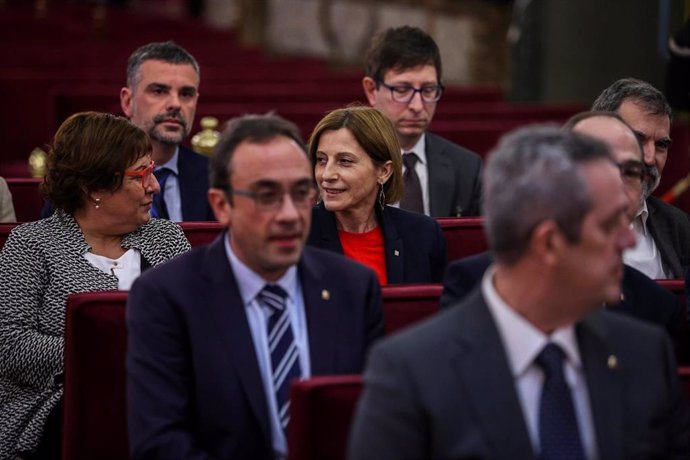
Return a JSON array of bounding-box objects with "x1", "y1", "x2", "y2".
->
[
  {"x1": 62, "y1": 291, "x2": 129, "y2": 460},
  {"x1": 437, "y1": 217, "x2": 487, "y2": 261},
  {"x1": 0, "y1": 222, "x2": 17, "y2": 251},
  {"x1": 5, "y1": 177, "x2": 42, "y2": 222},
  {"x1": 178, "y1": 221, "x2": 223, "y2": 247},
  {"x1": 381, "y1": 283, "x2": 443, "y2": 334},
  {"x1": 288, "y1": 375, "x2": 363, "y2": 460},
  {"x1": 658, "y1": 279, "x2": 686, "y2": 311}
]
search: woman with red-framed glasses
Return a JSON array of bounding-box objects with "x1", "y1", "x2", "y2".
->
[{"x1": 0, "y1": 111, "x2": 190, "y2": 460}]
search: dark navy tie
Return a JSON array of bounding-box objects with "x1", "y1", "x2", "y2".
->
[
  {"x1": 536, "y1": 343, "x2": 585, "y2": 460},
  {"x1": 151, "y1": 167, "x2": 172, "y2": 219},
  {"x1": 257, "y1": 284, "x2": 301, "y2": 430},
  {"x1": 399, "y1": 152, "x2": 424, "y2": 213}
]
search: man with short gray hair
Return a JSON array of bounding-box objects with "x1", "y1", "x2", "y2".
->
[
  {"x1": 592, "y1": 78, "x2": 690, "y2": 278},
  {"x1": 348, "y1": 125, "x2": 690, "y2": 460}
]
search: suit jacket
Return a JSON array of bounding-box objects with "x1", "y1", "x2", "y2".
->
[
  {"x1": 177, "y1": 145, "x2": 215, "y2": 221},
  {"x1": 307, "y1": 202, "x2": 447, "y2": 284},
  {"x1": 646, "y1": 195, "x2": 690, "y2": 278},
  {"x1": 440, "y1": 251, "x2": 690, "y2": 362},
  {"x1": 126, "y1": 235, "x2": 384, "y2": 460},
  {"x1": 425, "y1": 132, "x2": 482, "y2": 217},
  {"x1": 348, "y1": 288, "x2": 690, "y2": 460}
]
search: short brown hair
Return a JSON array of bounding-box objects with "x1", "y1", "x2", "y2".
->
[
  {"x1": 308, "y1": 106, "x2": 403, "y2": 204},
  {"x1": 43, "y1": 112, "x2": 151, "y2": 214}
]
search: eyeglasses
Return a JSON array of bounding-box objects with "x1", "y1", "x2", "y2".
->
[
  {"x1": 230, "y1": 184, "x2": 317, "y2": 212},
  {"x1": 378, "y1": 81, "x2": 444, "y2": 104},
  {"x1": 123, "y1": 161, "x2": 156, "y2": 188},
  {"x1": 617, "y1": 160, "x2": 646, "y2": 184}
]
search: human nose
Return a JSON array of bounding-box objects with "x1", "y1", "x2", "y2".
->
[
  {"x1": 407, "y1": 90, "x2": 424, "y2": 111},
  {"x1": 642, "y1": 142, "x2": 655, "y2": 167},
  {"x1": 148, "y1": 173, "x2": 161, "y2": 194},
  {"x1": 274, "y1": 190, "x2": 300, "y2": 221},
  {"x1": 166, "y1": 92, "x2": 181, "y2": 111},
  {"x1": 320, "y1": 159, "x2": 337, "y2": 181}
]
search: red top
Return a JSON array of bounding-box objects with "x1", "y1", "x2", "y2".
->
[{"x1": 338, "y1": 226, "x2": 388, "y2": 286}]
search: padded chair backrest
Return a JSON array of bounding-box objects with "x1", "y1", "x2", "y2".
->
[
  {"x1": 382, "y1": 284, "x2": 443, "y2": 335},
  {"x1": 0, "y1": 222, "x2": 18, "y2": 251},
  {"x1": 288, "y1": 375, "x2": 363, "y2": 460},
  {"x1": 62, "y1": 291, "x2": 129, "y2": 460},
  {"x1": 5, "y1": 177, "x2": 42, "y2": 222},
  {"x1": 678, "y1": 366, "x2": 690, "y2": 400},
  {"x1": 178, "y1": 221, "x2": 224, "y2": 247},
  {"x1": 437, "y1": 217, "x2": 487, "y2": 262},
  {"x1": 657, "y1": 279, "x2": 686, "y2": 311}
]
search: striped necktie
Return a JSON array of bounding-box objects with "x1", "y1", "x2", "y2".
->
[{"x1": 257, "y1": 284, "x2": 301, "y2": 430}]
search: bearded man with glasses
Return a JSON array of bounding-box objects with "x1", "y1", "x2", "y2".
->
[{"x1": 362, "y1": 26, "x2": 482, "y2": 217}]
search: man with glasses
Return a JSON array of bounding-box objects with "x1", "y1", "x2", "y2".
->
[
  {"x1": 120, "y1": 41, "x2": 215, "y2": 221},
  {"x1": 126, "y1": 114, "x2": 384, "y2": 460},
  {"x1": 591, "y1": 78, "x2": 690, "y2": 279},
  {"x1": 362, "y1": 26, "x2": 482, "y2": 217}
]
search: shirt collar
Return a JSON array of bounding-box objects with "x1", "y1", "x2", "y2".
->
[
  {"x1": 633, "y1": 200, "x2": 649, "y2": 235},
  {"x1": 156, "y1": 146, "x2": 180, "y2": 176},
  {"x1": 403, "y1": 133, "x2": 427, "y2": 165},
  {"x1": 481, "y1": 266, "x2": 582, "y2": 377},
  {"x1": 223, "y1": 234, "x2": 298, "y2": 305}
]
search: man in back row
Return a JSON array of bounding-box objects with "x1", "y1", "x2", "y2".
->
[
  {"x1": 348, "y1": 126, "x2": 689, "y2": 459},
  {"x1": 120, "y1": 41, "x2": 214, "y2": 221},
  {"x1": 363, "y1": 26, "x2": 482, "y2": 217},
  {"x1": 592, "y1": 77, "x2": 690, "y2": 278}
]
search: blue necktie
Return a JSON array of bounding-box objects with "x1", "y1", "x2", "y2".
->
[
  {"x1": 536, "y1": 343, "x2": 585, "y2": 460},
  {"x1": 152, "y1": 167, "x2": 172, "y2": 219},
  {"x1": 257, "y1": 284, "x2": 301, "y2": 430}
]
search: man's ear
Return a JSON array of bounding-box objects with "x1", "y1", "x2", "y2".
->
[
  {"x1": 362, "y1": 77, "x2": 378, "y2": 106},
  {"x1": 120, "y1": 87, "x2": 133, "y2": 118},
  {"x1": 530, "y1": 220, "x2": 565, "y2": 266},
  {"x1": 208, "y1": 188, "x2": 232, "y2": 226}
]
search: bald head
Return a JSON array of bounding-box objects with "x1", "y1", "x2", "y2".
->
[{"x1": 571, "y1": 115, "x2": 644, "y2": 221}]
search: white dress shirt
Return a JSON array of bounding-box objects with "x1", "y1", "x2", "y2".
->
[
  {"x1": 623, "y1": 201, "x2": 669, "y2": 279},
  {"x1": 481, "y1": 267, "x2": 598, "y2": 459},
  {"x1": 224, "y1": 235, "x2": 310, "y2": 460}
]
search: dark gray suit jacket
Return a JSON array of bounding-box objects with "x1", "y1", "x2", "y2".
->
[
  {"x1": 348, "y1": 288, "x2": 690, "y2": 460},
  {"x1": 646, "y1": 195, "x2": 690, "y2": 278},
  {"x1": 426, "y1": 133, "x2": 482, "y2": 217}
]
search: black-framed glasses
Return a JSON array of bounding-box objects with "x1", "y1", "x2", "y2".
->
[
  {"x1": 378, "y1": 80, "x2": 444, "y2": 104},
  {"x1": 230, "y1": 184, "x2": 317, "y2": 212},
  {"x1": 617, "y1": 159, "x2": 646, "y2": 183}
]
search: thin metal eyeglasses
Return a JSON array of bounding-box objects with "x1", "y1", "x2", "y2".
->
[
  {"x1": 230, "y1": 185, "x2": 317, "y2": 212},
  {"x1": 123, "y1": 160, "x2": 156, "y2": 188},
  {"x1": 378, "y1": 80, "x2": 444, "y2": 104}
]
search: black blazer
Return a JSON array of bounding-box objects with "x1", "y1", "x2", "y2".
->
[
  {"x1": 441, "y1": 251, "x2": 690, "y2": 362},
  {"x1": 307, "y1": 202, "x2": 447, "y2": 284},
  {"x1": 426, "y1": 132, "x2": 482, "y2": 217},
  {"x1": 646, "y1": 195, "x2": 690, "y2": 278},
  {"x1": 127, "y1": 234, "x2": 384, "y2": 460},
  {"x1": 177, "y1": 145, "x2": 215, "y2": 221},
  {"x1": 349, "y1": 288, "x2": 690, "y2": 459}
]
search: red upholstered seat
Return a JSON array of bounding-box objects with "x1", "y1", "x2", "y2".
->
[
  {"x1": 62, "y1": 291, "x2": 129, "y2": 460},
  {"x1": 381, "y1": 283, "x2": 443, "y2": 335},
  {"x1": 179, "y1": 221, "x2": 223, "y2": 247},
  {"x1": 437, "y1": 217, "x2": 487, "y2": 261},
  {"x1": 288, "y1": 375, "x2": 363, "y2": 460},
  {"x1": 657, "y1": 279, "x2": 686, "y2": 312},
  {"x1": 5, "y1": 177, "x2": 42, "y2": 222},
  {"x1": 0, "y1": 222, "x2": 18, "y2": 251}
]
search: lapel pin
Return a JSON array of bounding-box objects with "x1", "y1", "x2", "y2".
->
[
  {"x1": 394, "y1": 250, "x2": 400, "y2": 256},
  {"x1": 607, "y1": 355, "x2": 618, "y2": 369},
  {"x1": 321, "y1": 289, "x2": 330, "y2": 300}
]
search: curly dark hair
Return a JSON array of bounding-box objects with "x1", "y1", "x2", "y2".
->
[{"x1": 42, "y1": 112, "x2": 151, "y2": 214}]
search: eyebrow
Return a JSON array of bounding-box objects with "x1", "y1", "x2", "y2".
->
[{"x1": 249, "y1": 178, "x2": 313, "y2": 189}]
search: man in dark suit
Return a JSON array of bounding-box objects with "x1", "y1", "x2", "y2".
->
[
  {"x1": 121, "y1": 41, "x2": 214, "y2": 221},
  {"x1": 127, "y1": 114, "x2": 384, "y2": 460},
  {"x1": 348, "y1": 126, "x2": 690, "y2": 459},
  {"x1": 592, "y1": 78, "x2": 690, "y2": 278},
  {"x1": 362, "y1": 26, "x2": 482, "y2": 217}
]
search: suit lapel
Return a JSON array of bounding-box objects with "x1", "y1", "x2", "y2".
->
[
  {"x1": 425, "y1": 134, "x2": 454, "y2": 217},
  {"x1": 299, "y1": 248, "x2": 337, "y2": 375},
  {"x1": 577, "y1": 314, "x2": 624, "y2": 460},
  {"x1": 377, "y1": 205, "x2": 404, "y2": 284},
  {"x1": 452, "y1": 290, "x2": 536, "y2": 459},
  {"x1": 177, "y1": 146, "x2": 205, "y2": 221},
  {"x1": 646, "y1": 198, "x2": 683, "y2": 277},
  {"x1": 200, "y1": 235, "x2": 272, "y2": 445}
]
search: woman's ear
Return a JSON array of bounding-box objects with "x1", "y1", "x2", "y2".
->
[{"x1": 377, "y1": 160, "x2": 393, "y2": 184}]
